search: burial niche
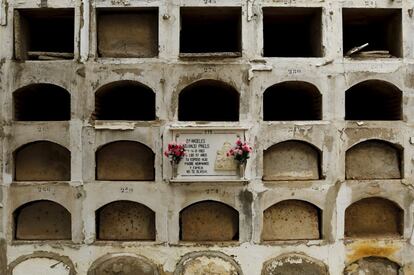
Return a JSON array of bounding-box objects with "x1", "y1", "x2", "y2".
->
[
  {"x1": 180, "y1": 200, "x2": 239, "y2": 241},
  {"x1": 14, "y1": 200, "x2": 71, "y2": 240},
  {"x1": 96, "y1": 201, "x2": 155, "y2": 241},
  {"x1": 345, "y1": 197, "x2": 403, "y2": 238}
]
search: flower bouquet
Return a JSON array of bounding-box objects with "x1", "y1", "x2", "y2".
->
[
  {"x1": 227, "y1": 139, "x2": 252, "y2": 178},
  {"x1": 164, "y1": 142, "x2": 186, "y2": 178}
]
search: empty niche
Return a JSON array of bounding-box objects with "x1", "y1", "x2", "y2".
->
[
  {"x1": 14, "y1": 200, "x2": 71, "y2": 240},
  {"x1": 263, "y1": 254, "x2": 328, "y2": 275},
  {"x1": 14, "y1": 141, "x2": 71, "y2": 181},
  {"x1": 13, "y1": 259, "x2": 71, "y2": 275},
  {"x1": 345, "y1": 80, "x2": 402, "y2": 120},
  {"x1": 180, "y1": 7, "x2": 241, "y2": 57},
  {"x1": 343, "y1": 8, "x2": 402, "y2": 58},
  {"x1": 96, "y1": 141, "x2": 155, "y2": 181},
  {"x1": 14, "y1": 84, "x2": 70, "y2": 121},
  {"x1": 180, "y1": 201, "x2": 239, "y2": 241},
  {"x1": 88, "y1": 254, "x2": 158, "y2": 275},
  {"x1": 263, "y1": 141, "x2": 321, "y2": 181},
  {"x1": 262, "y1": 200, "x2": 321, "y2": 241},
  {"x1": 263, "y1": 81, "x2": 322, "y2": 120},
  {"x1": 174, "y1": 251, "x2": 243, "y2": 275},
  {"x1": 345, "y1": 197, "x2": 403, "y2": 238},
  {"x1": 97, "y1": 8, "x2": 158, "y2": 58},
  {"x1": 96, "y1": 201, "x2": 155, "y2": 241},
  {"x1": 263, "y1": 8, "x2": 323, "y2": 57},
  {"x1": 178, "y1": 80, "x2": 239, "y2": 121},
  {"x1": 344, "y1": 257, "x2": 401, "y2": 275},
  {"x1": 12, "y1": 259, "x2": 72, "y2": 275},
  {"x1": 14, "y1": 9, "x2": 74, "y2": 60},
  {"x1": 94, "y1": 81, "x2": 156, "y2": 120},
  {"x1": 346, "y1": 140, "x2": 402, "y2": 180},
  {"x1": 10, "y1": 253, "x2": 75, "y2": 275}
]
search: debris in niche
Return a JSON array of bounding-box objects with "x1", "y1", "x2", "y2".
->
[
  {"x1": 346, "y1": 43, "x2": 394, "y2": 59},
  {"x1": 345, "y1": 43, "x2": 369, "y2": 56},
  {"x1": 351, "y1": 50, "x2": 393, "y2": 58},
  {"x1": 28, "y1": 51, "x2": 74, "y2": 60}
]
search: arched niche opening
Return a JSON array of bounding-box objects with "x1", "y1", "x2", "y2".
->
[
  {"x1": 14, "y1": 200, "x2": 71, "y2": 240},
  {"x1": 263, "y1": 81, "x2": 322, "y2": 121},
  {"x1": 178, "y1": 80, "x2": 239, "y2": 121},
  {"x1": 88, "y1": 254, "x2": 158, "y2": 275},
  {"x1": 14, "y1": 141, "x2": 71, "y2": 181},
  {"x1": 174, "y1": 251, "x2": 243, "y2": 275},
  {"x1": 345, "y1": 197, "x2": 403, "y2": 238},
  {"x1": 94, "y1": 81, "x2": 156, "y2": 120},
  {"x1": 10, "y1": 253, "x2": 76, "y2": 275},
  {"x1": 96, "y1": 200, "x2": 155, "y2": 241},
  {"x1": 179, "y1": 200, "x2": 239, "y2": 241},
  {"x1": 13, "y1": 83, "x2": 70, "y2": 121},
  {"x1": 345, "y1": 80, "x2": 402, "y2": 120},
  {"x1": 263, "y1": 140, "x2": 321, "y2": 181},
  {"x1": 95, "y1": 141, "x2": 155, "y2": 181},
  {"x1": 344, "y1": 257, "x2": 401, "y2": 275},
  {"x1": 262, "y1": 200, "x2": 321, "y2": 241},
  {"x1": 346, "y1": 140, "x2": 402, "y2": 180},
  {"x1": 262, "y1": 254, "x2": 328, "y2": 275}
]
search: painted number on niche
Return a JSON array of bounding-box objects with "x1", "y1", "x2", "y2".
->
[
  {"x1": 204, "y1": 0, "x2": 216, "y2": 4},
  {"x1": 288, "y1": 69, "x2": 302, "y2": 75},
  {"x1": 37, "y1": 186, "x2": 52, "y2": 193},
  {"x1": 281, "y1": 0, "x2": 296, "y2": 4},
  {"x1": 36, "y1": 125, "x2": 48, "y2": 133},
  {"x1": 364, "y1": 0, "x2": 376, "y2": 7},
  {"x1": 120, "y1": 187, "x2": 134, "y2": 193},
  {"x1": 203, "y1": 66, "x2": 217, "y2": 73}
]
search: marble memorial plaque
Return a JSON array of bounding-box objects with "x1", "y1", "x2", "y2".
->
[{"x1": 172, "y1": 130, "x2": 245, "y2": 180}]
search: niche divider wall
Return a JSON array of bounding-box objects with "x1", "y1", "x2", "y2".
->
[{"x1": 1, "y1": 0, "x2": 414, "y2": 274}]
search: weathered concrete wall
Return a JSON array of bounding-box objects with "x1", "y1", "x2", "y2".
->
[{"x1": 1, "y1": 0, "x2": 414, "y2": 274}]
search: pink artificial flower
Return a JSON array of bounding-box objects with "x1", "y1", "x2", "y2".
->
[{"x1": 236, "y1": 139, "x2": 242, "y2": 146}]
